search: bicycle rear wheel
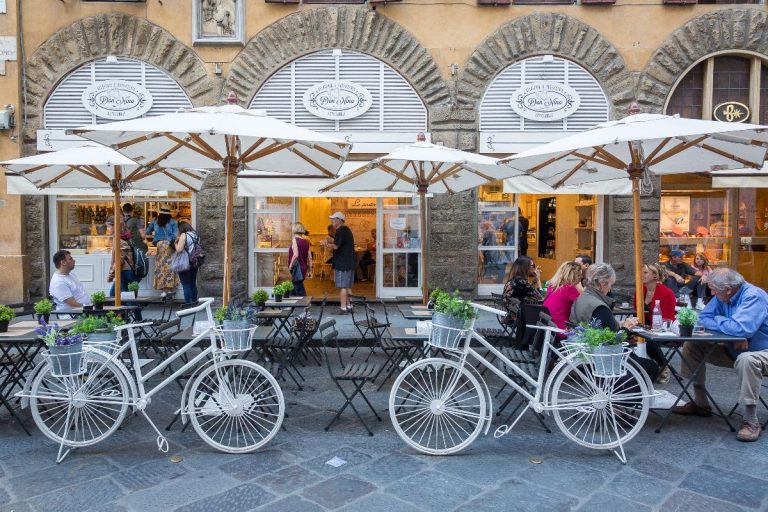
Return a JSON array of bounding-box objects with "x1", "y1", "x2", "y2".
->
[
  {"x1": 550, "y1": 360, "x2": 650, "y2": 450},
  {"x1": 30, "y1": 354, "x2": 130, "y2": 447},
  {"x1": 389, "y1": 358, "x2": 486, "y2": 455},
  {"x1": 187, "y1": 359, "x2": 284, "y2": 453}
]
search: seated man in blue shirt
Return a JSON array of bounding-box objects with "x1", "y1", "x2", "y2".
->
[{"x1": 673, "y1": 268, "x2": 768, "y2": 442}]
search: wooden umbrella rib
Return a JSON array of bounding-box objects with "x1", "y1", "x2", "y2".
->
[
  {"x1": 590, "y1": 147, "x2": 627, "y2": 169},
  {"x1": 426, "y1": 162, "x2": 447, "y2": 182},
  {"x1": 189, "y1": 134, "x2": 224, "y2": 161},
  {"x1": 162, "y1": 170, "x2": 199, "y2": 192},
  {"x1": 445, "y1": 164, "x2": 495, "y2": 184},
  {"x1": 289, "y1": 148, "x2": 336, "y2": 177},
  {"x1": 697, "y1": 143, "x2": 764, "y2": 169},
  {"x1": 384, "y1": 175, "x2": 402, "y2": 192},
  {"x1": 644, "y1": 137, "x2": 672, "y2": 163},
  {"x1": 379, "y1": 162, "x2": 416, "y2": 185},
  {"x1": 112, "y1": 132, "x2": 164, "y2": 150},
  {"x1": 37, "y1": 168, "x2": 77, "y2": 189},
  {"x1": 242, "y1": 141, "x2": 297, "y2": 163},
  {"x1": 164, "y1": 134, "x2": 220, "y2": 161},
  {"x1": 319, "y1": 162, "x2": 375, "y2": 192},
  {"x1": 295, "y1": 141, "x2": 345, "y2": 161},
  {"x1": 571, "y1": 150, "x2": 624, "y2": 170},
  {"x1": 71, "y1": 165, "x2": 110, "y2": 183},
  {"x1": 628, "y1": 141, "x2": 641, "y2": 167},
  {"x1": 553, "y1": 157, "x2": 591, "y2": 189},
  {"x1": 15, "y1": 164, "x2": 48, "y2": 174},
  {"x1": 142, "y1": 140, "x2": 187, "y2": 169},
  {"x1": 525, "y1": 151, "x2": 578, "y2": 174},
  {"x1": 440, "y1": 178, "x2": 455, "y2": 194},
  {"x1": 645, "y1": 135, "x2": 707, "y2": 166},
  {"x1": 239, "y1": 138, "x2": 267, "y2": 161}
]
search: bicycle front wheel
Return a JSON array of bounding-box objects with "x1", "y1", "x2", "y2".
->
[
  {"x1": 389, "y1": 358, "x2": 486, "y2": 455},
  {"x1": 187, "y1": 359, "x2": 285, "y2": 453},
  {"x1": 550, "y1": 360, "x2": 650, "y2": 451},
  {"x1": 30, "y1": 355, "x2": 130, "y2": 448}
]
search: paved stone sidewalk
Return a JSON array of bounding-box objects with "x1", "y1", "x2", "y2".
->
[{"x1": 0, "y1": 311, "x2": 766, "y2": 511}]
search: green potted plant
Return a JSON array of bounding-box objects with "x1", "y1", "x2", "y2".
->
[
  {"x1": 251, "y1": 289, "x2": 269, "y2": 307},
  {"x1": 215, "y1": 303, "x2": 254, "y2": 351},
  {"x1": 0, "y1": 304, "x2": 15, "y2": 333},
  {"x1": 431, "y1": 291, "x2": 477, "y2": 349},
  {"x1": 676, "y1": 307, "x2": 698, "y2": 337},
  {"x1": 566, "y1": 321, "x2": 628, "y2": 376},
  {"x1": 71, "y1": 313, "x2": 125, "y2": 353},
  {"x1": 427, "y1": 288, "x2": 448, "y2": 310},
  {"x1": 35, "y1": 320, "x2": 86, "y2": 377},
  {"x1": 91, "y1": 291, "x2": 107, "y2": 311},
  {"x1": 127, "y1": 281, "x2": 140, "y2": 299},
  {"x1": 34, "y1": 298, "x2": 54, "y2": 324},
  {"x1": 273, "y1": 281, "x2": 294, "y2": 302}
]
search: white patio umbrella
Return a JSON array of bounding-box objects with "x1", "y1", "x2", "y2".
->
[
  {"x1": 499, "y1": 109, "x2": 768, "y2": 323},
  {"x1": 71, "y1": 94, "x2": 352, "y2": 304},
  {"x1": 320, "y1": 134, "x2": 527, "y2": 303},
  {"x1": 711, "y1": 163, "x2": 768, "y2": 188},
  {"x1": 2, "y1": 144, "x2": 209, "y2": 305}
]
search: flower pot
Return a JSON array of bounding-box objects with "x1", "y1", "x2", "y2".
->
[
  {"x1": 590, "y1": 344, "x2": 627, "y2": 378},
  {"x1": 37, "y1": 314, "x2": 50, "y2": 325},
  {"x1": 274, "y1": 294, "x2": 283, "y2": 303},
  {"x1": 0, "y1": 320, "x2": 8, "y2": 333},
  {"x1": 679, "y1": 324, "x2": 694, "y2": 337},
  {"x1": 133, "y1": 291, "x2": 138, "y2": 299},
  {"x1": 430, "y1": 312, "x2": 466, "y2": 350},
  {"x1": 94, "y1": 303, "x2": 104, "y2": 311},
  {"x1": 48, "y1": 341, "x2": 84, "y2": 377},
  {"x1": 220, "y1": 320, "x2": 251, "y2": 351},
  {"x1": 83, "y1": 305, "x2": 94, "y2": 312}
]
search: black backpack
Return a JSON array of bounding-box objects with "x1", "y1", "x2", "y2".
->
[
  {"x1": 188, "y1": 233, "x2": 205, "y2": 268},
  {"x1": 131, "y1": 243, "x2": 149, "y2": 280}
]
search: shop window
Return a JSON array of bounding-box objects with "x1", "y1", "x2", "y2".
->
[
  {"x1": 477, "y1": 182, "x2": 517, "y2": 288},
  {"x1": 667, "y1": 62, "x2": 704, "y2": 119},
  {"x1": 712, "y1": 56, "x2": 750, "y2": 110}
]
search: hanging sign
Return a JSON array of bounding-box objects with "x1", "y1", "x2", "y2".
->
[
  {"x1": 510, "y1": 81, "x2": 580, "y2": 122},
  {"x1": 713, "y1": 102, "x2": 749, "y2": 123},
  {"x1": 81, "y1": 80, "x2": 153, "y2": 120},
  {"x1": 302, "y1": 80, "x2": 372, "y2": 120},
  {"x1": 347, "y1": 197, "x2": 377, "y2": 209}
]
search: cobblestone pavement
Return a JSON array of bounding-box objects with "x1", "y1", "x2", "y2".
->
[{"x1": 0, "y1": 308, "x2": 766, "y2": 511}]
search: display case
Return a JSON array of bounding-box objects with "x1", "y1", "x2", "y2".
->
[
  {"x1": 537, "y1": 197, "x2": 557, "y2": 259},
  {"x1": 574, "y1": 195, "x2": 596, "y2": 259}
]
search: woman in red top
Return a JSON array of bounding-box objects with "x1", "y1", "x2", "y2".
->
[
  {"x1": 638, "y1": 263, "x2": 676, "y2": 322},
  {"x1": 543, "y1": 261, "x2": 583, "y2": 330},
  {"x1": 288, "y1": 222, "x2": 312, "y2": 297}
]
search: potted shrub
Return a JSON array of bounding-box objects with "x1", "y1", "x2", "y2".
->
[
  {"x1": 216, "y1": 303, "x2": 254, "y2": 351},
  {"x1": 431, "y1": 291, "x2": 477, "y2": 349},
  {"x1": 567, "y1": 321, "x2": 628, "y2": 377},
  {"x1": 251, "y1": 289, "x2": 269, "y2": 307},
  {"x1": 273, "y1": 281, "x2": 294, "y2": 302},
  {"x1": 427, "y1": 288, "x2": 448, "y2": 311},
  {"x1": 34, "y1": 298, "x2": 54, "y2": 324},
  {"x1": 676, "y1": 307, "x2": 698, "y2": 337},
  {"x1": 0, "y1": 305, "x2": 15, "y2": 333},
  {"x1": 35, "y1": 320, "x2": 86, "y2": 377},
  {"x1": 72, "y1": 313, "x2": 125, "y2": 353},
  {"x1": 127, "y1": 281, "x2": 140, "y2": 299},
  {"x1": 91, "y1": 291, "x2": 107, "y2": 311}
]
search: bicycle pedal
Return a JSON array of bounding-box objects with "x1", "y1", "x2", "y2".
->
[{"x1": 493, "y1": 424, "x2": 512, "y2": 439}]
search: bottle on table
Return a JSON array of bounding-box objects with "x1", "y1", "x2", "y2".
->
[{"x1": 651, "y1": 300, "x2": 662, "y2": 331}]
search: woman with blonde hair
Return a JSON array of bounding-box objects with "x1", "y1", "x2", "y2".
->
[
  {"x1": 287, "y1": 222, "x2": 312, "y2": 297},
  {"x1": 543, "y1": 261, "x2": 583, "y2": 329}
]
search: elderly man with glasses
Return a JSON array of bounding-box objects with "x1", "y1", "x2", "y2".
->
[{"x1": 673, "y1": 268, "x2": 768, "y2": 442}]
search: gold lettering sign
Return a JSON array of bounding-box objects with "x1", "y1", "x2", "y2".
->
[{"x1": 713, "y1": 102, "x2": 750, "y2": 123}]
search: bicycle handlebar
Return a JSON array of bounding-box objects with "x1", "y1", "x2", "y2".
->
[
  {"x1": 176, "y1": 297, "x2": 215, "y2": 318},
  {"x1": 470, "y1": 302, "x2": 506, "y2": 318},
  {"x1": 113, "y1": 322, "x2": 155, "y2": 332}
]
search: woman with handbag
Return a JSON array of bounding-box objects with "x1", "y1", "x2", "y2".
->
[
  {"x1": 287, "y1": 222, "x2": 312, "y2": 297},
  {"x1": 146, "y1": 206, "x2": 179, "y2": 297},
  {"x1": 173, "y1": 221, "x2": 200, "y2": 304}
]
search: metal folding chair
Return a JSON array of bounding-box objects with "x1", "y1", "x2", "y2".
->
[
  {"x1": 319, "y1": 319, "x2": 381, "y2": 435},
  {"x1": 349, "y1": 295, "x2": 387, "y2": 360}
]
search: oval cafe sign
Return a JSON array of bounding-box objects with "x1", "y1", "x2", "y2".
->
[
  {"x1": 81, "y1": 80, "x2": 153, "y2": 120},
  {"x1": 511, "y1": 81, "x2": 580, "y2": 122},
  {"x1": 302, "y1": 80, "x2": 372, "y2": 120}
]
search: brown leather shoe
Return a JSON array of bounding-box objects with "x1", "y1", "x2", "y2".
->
[
  {"x1": 671, "y1": 401, "x2": 712, "y2": 417},
  {"x1": 737, "y1": 421, "x2": 762, "y2": 442}
]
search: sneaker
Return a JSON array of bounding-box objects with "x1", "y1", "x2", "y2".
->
[
  {"x1": 338, "y1": 308, "x2": 349, "y2": 315},
  {"x1": 736, "y1": 420, "x2": 762, "y2": 442},
  {"x1": 656, "y1": 366, "x2": 672, "y2": 385},
  {"x1": 671, "y1": 401, "x2": 712, "y2": 417},
  {"x1": 160, "y1": 292, "x2": 168, "y2": 298}
]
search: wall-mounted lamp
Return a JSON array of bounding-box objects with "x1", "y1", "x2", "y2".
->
[
  {"x1": 214, "y1": 63, "x2": 223, "y2": 76},
  {"x1": 449, "y1": 63, "x2": 459, "y2": 76},
  {"x1": 0, "y1": 104, "x2": 15, "y2": 130}
]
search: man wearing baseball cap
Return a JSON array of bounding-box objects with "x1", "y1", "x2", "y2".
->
[
  {"x1": 662, "y1": 249, "x2": 701, "y2": 295},
  {"x1": 321, "y1": 212, "x2": 356, "y2": 313}
]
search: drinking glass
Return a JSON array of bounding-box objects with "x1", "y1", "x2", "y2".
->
[{"x1": 693, "y1": 323, "x2": 705, "y2": 335}]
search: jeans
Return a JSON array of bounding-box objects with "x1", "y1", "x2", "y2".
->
[
  {"x1": 178, "y1": 266, "x2": 199, "y2": 304},
  {"x1": 292, "y1": 279, "x2": 306, "y2": 297},
  {"x1": 109, "y1": 269, "x2": 143, "y2": 321}
]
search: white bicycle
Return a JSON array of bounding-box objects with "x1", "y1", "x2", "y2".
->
[
  {"x1": 19, "y1": 298, "x2": 285, "y2": 463},
  {"x1": 389, "y1": 303, "x2": 658, "y2": 463}
]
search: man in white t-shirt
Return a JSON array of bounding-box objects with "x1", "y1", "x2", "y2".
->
[{"x1": 49, "y1": 250, "x2": 90, "y2": 311}]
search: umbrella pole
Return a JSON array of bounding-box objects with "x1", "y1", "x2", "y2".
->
[
  {"x1": 419, "y1": 190, "x2": 428, "y2": 305},
  {"x1": 223, "y1": 160, "x2": 237, "y2": 306},
  {"x1": 112, "y1": 169, "x2": 122, "y2": 308},
  {"x1": 631, "y1": 174, "x2": 645, "y2": 326}
]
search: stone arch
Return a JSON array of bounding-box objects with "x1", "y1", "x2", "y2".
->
[
  {"x1": 638, "y1": 8, "x2": 768, "y2": 112},
  {"x1": 225, "y1": 6, "x2": 451, "y2": 119},
  {"x1": 458, "y1": 13, "x2": 634, "y2": 119},
  {"x1": 24, "y1": 13, "x2": 217, "y2": 144}
]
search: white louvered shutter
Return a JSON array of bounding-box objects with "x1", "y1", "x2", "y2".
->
[
  {"x1": 44, "y1": 57, "x2": 192, "y2": 130},
  {"x1": 251, "y1": 49, "x2": 427, "y2": 133},
  {"x1": 480, "y1": 56, "x2": 609, "y2": 133}
]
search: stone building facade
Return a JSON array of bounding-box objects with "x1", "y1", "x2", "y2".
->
[{"x1": 1, "y1": 2, "x2": 766, "y2": 302}]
